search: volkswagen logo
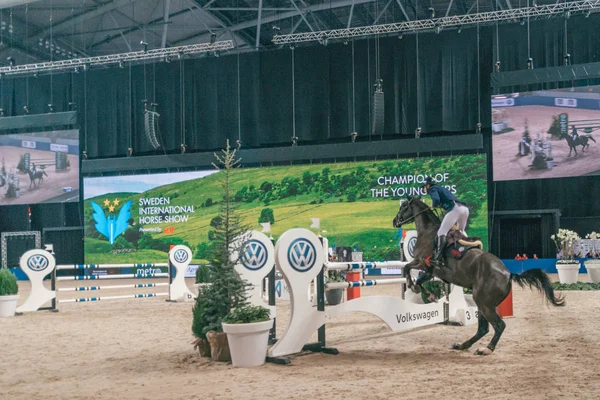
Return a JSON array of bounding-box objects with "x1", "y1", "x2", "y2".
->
[
  {"x1": 241, "y1": 240, "x2": 268, "y2": 271},
  {"x1": 408, "y1": 237, "x2": 417, "y2": 257},
  {"x1": 27, "y1": 254, "x2": 49, "y2": 272},
  {"x1": 287, "y1": 238, "x2": 317, "y2": 272},
  {"x1": 173, "y1": 249, "x2": 189, "y2": 264}
]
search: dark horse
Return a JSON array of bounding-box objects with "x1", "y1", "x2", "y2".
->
[
  {"x1": 393, "y1": 197, "x2": 565, "y2": 355},
  {"x1": 565, "y1": 134, "x2": 596, "y2": 157},
  {"x1": 27, "y1": 168, "x2": 48, "y2": 188}
]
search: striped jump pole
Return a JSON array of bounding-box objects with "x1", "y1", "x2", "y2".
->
[
  {"x1": 326, "y1": 278, "x2": 407, "y2": 290},
  {"x1": 325, "y1": 260, "x2": 408, "y2": 271},
  {"x1": 57, "y1": 283, "x2": 169, "y2": 292},
  {"x1": 56, "y1": 273, "x2": 169, "y2": 281},
  {"x1": 55, "y1": 263, "x2": 168, "y2": 270},
  {"x1": 57, "y1": 292, "x2": 169, "y2": 303}
]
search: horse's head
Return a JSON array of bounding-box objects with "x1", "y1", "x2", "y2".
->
[{"x1": 392, "y1": 196, "x2": 421, "y2": 228}]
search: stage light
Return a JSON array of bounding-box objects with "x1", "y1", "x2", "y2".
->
[
  {"x1": 140, "y1": 40, "x2": 148, "y2": 52},
  {"x1": 210, "y1": 33, "x2": 217, "y2": 44}
]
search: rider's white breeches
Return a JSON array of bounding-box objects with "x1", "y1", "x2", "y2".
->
[{"x1": 437, "y1": 202, "x2": 469, "y2": 237}]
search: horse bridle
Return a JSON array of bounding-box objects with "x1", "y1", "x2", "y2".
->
[{"x1": 396, "y1": 204, "x2": 434, "y2": 226}]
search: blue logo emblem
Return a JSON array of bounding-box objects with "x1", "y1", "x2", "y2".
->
[
  {"x1": 27, "y1": 254, "x2": 49, "y2": 272},
  {"x1": 90, "y1": 199, "x2": 133, "y2": 244},
  {"x1": 241, "y1": 240, "x2": 268, "y2": 271},
  {"x1": 173, "y1": 249, "x2": 189, "y2": 263},
  {"x1": 275, "y1": 280, "x2": 282, "y2": 297},
  {"x1": 408, "y1": 237, "x2": 417, "y2": 257},
  {"x1": 287, "y1": 238, "x2": 317, "y2": 272}
]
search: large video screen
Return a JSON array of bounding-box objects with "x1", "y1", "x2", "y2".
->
[
  {"x1": 492, "y1": 86, "x2": 600, "y2": 181},
  {"x1": 0, "y1": 130, "x2": 79, "y2": 204},
  {"x1": 83, "y1": 154, "x2": 488, "y2": 264}
]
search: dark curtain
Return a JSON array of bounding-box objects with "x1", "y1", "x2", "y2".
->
[{"x1": 2, "y1": 15, "x2": 600, "y2": 240}]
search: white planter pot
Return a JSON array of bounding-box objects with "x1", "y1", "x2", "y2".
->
[
  {"x1": 0, "y1": 295, "x2": 19, "y2": 317},
  {"x1": 556, "y1": 262, "x2": 580, "y2": 284},
  {"x1": 584, "y1": 260, "x2": 600, "y2": 283},
  {"x1": 222, "y1": 319, "x2": 274, "y2": 367}
]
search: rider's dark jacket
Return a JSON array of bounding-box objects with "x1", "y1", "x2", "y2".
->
[{"x1": 428, "y1": 185, "x2": 466, "y2": 212}]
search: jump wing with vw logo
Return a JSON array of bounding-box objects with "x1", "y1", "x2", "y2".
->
[{"x1": 27, "y1": 254, "x2": 50, "y2": 271}]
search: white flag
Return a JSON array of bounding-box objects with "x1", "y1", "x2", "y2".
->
[
  {"x1": 260, "y1": 222, "x2": 271, "y2": 233},
  {"x1": 310, "y1": 218, "x2": 320, "y2": 229}
]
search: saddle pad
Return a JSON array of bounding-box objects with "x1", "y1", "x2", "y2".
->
[{"x1": 449, "y1": 245, "x2": 479, "y2": 260}]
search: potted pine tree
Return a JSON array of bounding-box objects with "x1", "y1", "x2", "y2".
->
[
  {"x1": 0, "y1": 268, "x2": 19, "y2": 317},
  {"x1": 191, "y1": 140, "x2": 272, "y2": 365}
]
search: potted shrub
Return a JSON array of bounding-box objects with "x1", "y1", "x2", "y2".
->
[
  {"x1": 222, "y1": 304, "x2": 272, "y2": 367},
  {"x1": 191, "y1": 140, "x2": 253, "y2": 363},
  {"x1": 584, "y1": 232, "x2": 600, "y2": 283},
  {"x1": 552, "y1": 229, "x2": 581, "y2": 284},
  {"x1": 0, "y1": 268, "x2": 19, "y2": 317},
  {"x1": 324, "y1": 270, "x2": 345, "y2": 305}
]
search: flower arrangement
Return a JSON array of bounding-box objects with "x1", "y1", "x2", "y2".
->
[
  {"x1": 585, "y1": 232, "x2": 599, "y2": 259},
  {"x1": 551, "y1": 229, "x2": 580, "y2": 263}
]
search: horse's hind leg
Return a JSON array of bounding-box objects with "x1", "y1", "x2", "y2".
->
[
  {"x1": 474, "y1": 305, "x2": 506, "y2": 356},
  {"x1": 451, "y1": 312, "x2": 489, "y2": 351}
]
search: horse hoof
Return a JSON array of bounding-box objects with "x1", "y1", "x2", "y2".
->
[
  {"x1": 474, "y1": 347, "x2": 493, "y2": 356},
  {"x1": 411, "y1": 286, "x2": 421, "y2": 294},
  {"x1": 427, "y1": 294, "x2": 438, "y2": 303},
  {"x1": 451, "y1": 343, "x2": 467, "y2": 351}
]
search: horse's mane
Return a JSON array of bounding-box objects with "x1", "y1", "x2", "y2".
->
[{"x1": 411, "y1": 198, "x2": 441, "y2": 225}]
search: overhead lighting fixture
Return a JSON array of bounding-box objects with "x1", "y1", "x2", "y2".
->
[
  {"x1": 0, "y1": 41, "x2": 234, "y2": 78},
  {"x1": 272, "y1": 0, "x2": 599, "y2": 45},
  {"x1": 140, "y1": 40, "x2": 148, "y2": 52},
  {"x1": 210, "y1": 33, "x2": 217, "y2": 44},
  {"x1": 429, "y1": 6, "x2": 436, "y2": 18}
]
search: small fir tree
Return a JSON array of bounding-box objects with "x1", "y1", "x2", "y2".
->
[{"x1": 192, "y1": 140, "x2": 251, "y2": 340}]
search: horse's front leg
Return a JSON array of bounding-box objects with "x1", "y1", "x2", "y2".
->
[{"x1": 402, "y1": 259, "x2": 421, "y2": 290}]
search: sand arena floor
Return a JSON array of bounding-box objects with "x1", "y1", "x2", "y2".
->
[{"x1": 1, "y1": 275, "x2": 598, "y2": 400}]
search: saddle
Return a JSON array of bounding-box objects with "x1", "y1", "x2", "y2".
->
[{"x1": 445, "y1": 227, "x2": 483, "y2": 260}]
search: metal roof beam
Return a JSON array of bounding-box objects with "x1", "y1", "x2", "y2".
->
[{"x1": 30, "y1": 0, "x2": 141, "y2": 41}]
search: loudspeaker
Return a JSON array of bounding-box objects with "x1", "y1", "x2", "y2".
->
[{"x1": 372, "y1": 90, "x2": 385, "y2": 137}]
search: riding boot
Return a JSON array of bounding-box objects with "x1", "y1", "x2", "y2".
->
[{"x1": 430, "y1": 235, "x2": 447, "y2": 269}]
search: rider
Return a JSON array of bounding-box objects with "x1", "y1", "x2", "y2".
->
[
  {"x1": 572, "y1": 126, "x2": 579, "y2": 141},
  {"x1": 422, "y1": 176, "x2": 469, "y2": 268}
]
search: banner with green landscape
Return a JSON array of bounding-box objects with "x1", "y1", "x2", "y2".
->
[{"x1": 83, "y1": 154, "x2": 488, "y2": 264}]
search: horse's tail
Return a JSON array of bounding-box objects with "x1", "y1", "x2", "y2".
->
[
  {"x1": 510, "y1": 268, "x2": 565, "y2": 307},
  {"x1": 43, "y1": 171, "x2": 48, "y2": 176},
  {"x1": 589, "y1": 136, "x2": 596, "y2": 143}
]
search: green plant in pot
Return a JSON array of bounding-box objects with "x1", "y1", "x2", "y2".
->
[
  {"x1": 324, "y1": 270, "x2": 345, "y2": 305},
  {"x1": 0, "y1": 268, "x2": 19, "y2": 317}
]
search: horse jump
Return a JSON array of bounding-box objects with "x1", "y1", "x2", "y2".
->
[
  {"x1": 266, "y1": 228, "x2": 477, "y2": 360},
  {"x1": 16, "y1": 245, "x2": 195, "y2": 313}
]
